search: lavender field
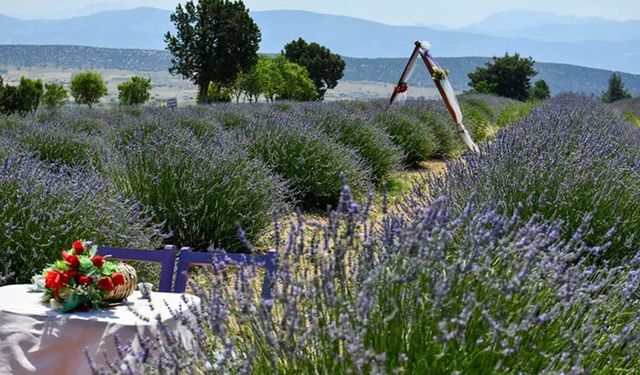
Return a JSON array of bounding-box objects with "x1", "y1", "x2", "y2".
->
[
  {"x1": 0, "y1": 94, "x2": 515, "y2": 282},
  {"x1": 2, "y1": 94, "x2": 640, "y2": 373}
]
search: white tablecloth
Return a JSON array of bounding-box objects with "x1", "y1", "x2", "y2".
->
[{"x1": 0, "y1": 284, "x2": 199, "y2": 375}]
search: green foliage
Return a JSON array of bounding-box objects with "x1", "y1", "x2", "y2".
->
[
  {"x1": 497, "y1": 101, "x2": 540, "y2": 128},
  {"x1": 233, "y1": 70, "x2": 261, "y2": 103},
  {"x1": 70, "y1": 71, "x2": 108, "y2": 108},
  {"x1": 255, "y1": 56, "x2": 280, "y2": 102},
  {"x1": 283, "y1": 38, "x2": 346, "y2": 99},
  {"x1": 196, "y1": 82, "x2": 233, "y2": 104},
  {"x1": 165, "y1": 0, "x2": 261, "y2": 104},
  {"x1": 468, "y1": 53, "x2": 537, "y2": 101},
  {"x1": 207, "y1": 83, "x2": 232, "y2": 103},
  {"x1": 530, "y1": 79, "x2": 551, "y2": 100},
  {"x1": 601, "y1": 73, "x2": 632, "y2": 103},
  {"x1": 624, "y1": 111, "x2": 640, "y2": 126},
  {"x1": 42, "y1": 83, "x2": 68, "y2": 110},
  {"x1": 273, "y1": 56, "x2": 317, "y2": 101},
  {"x1": 242, "y1": 56, "x2": 317, "y2": 102},
  {"x1": 0, "y1": 76, "x2": 44, "y2": 115},
  {"x1": 117, "y1": 76, "x2": 152, "y2": 106}
]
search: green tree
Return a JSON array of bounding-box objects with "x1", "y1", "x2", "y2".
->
[
  {"x1": 283, "y1": 38, "x2": 345, "y2": 99},
  {"x1": 274, "y1": 56, "x2": 317, "y2": 101},
  {"x1": 234, "y1": 69, "x2": 261, "y2": 103},
  {"x1": 41, "y1": 82, "x2": 68, "y2": 110},
  {"x1": 601, "y1": 73, "x2": 631, "y2": 103},
  {"x1": 530, "y1": 79, "x2": 551, "y2": 100},
  {"x1": 208, "y1": 82, "x2": 233, "y2": 103},
  {"x1": 70, "y1": 71, "x2": 108, "y2": 108},
  {"x1": 0, "y1": 76, "x2": 43, "y2": 114},
  {"x1": 117, "y1": 76, "x2": 152, "y2": 106},
  {"x1": 468, "y1": 53, "x2": 537, "y2": 101},
  {"x1": 165, "y1": 0, "x2": 261, "y2": 105},
  {"x1": 18, "y1": 77, "x2": 44, "y2": 112},
  {"x1": 255, "y1": 57, "x2": 281, "y2": 102}
]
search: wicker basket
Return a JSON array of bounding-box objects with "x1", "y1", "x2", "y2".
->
[{"x1": 103, "y1": 263, "x2": 138, "y2": 303}]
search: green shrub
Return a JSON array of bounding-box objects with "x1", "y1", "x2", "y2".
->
[
  {"x1": 118, "y1": 76, "x2": 152, "y2": 106},
  {"x1": 42, "y1": 82, "x2": 68, "y2": 110},
  {"x1": 70, "y1": 71, "x2": 108, "y2": 108}
]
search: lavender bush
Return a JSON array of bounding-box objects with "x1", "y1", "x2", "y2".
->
[
  {"x1": 373, "y1": 111, "x2": 440, "y2": 165},
  {"x1": 0, "y1": 149, "x2": 163, "y2": 283},
  {"x1": 423, "y1": 94, "x2": 640, "y2": 261},
  {"x1": 3, "y1": 121, "x2": 102, "y2": 168},
  {"x1": 107, "y1": 125, "x2": 288, "y2": 251},
  {"x1": 459, "y1": 98, "x2": 494, "y2": 141},
  {"x1": 300, "y1": 102, "x2": 405, "y2": 182},
  {"x1": 239, "y1": 111, "x2": 373, "y2": 209},
  {"x1": 96, "y1": 186, "x2": 640, "y2": 374}
]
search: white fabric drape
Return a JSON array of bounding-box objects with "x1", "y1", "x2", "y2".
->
[{"x1": 0, "y1": 284, "x2": 199, "y2": 375}]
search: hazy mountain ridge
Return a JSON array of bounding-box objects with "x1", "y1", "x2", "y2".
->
[
  {"x1": 0, "y1": 8, "x2": 638, "y2": 73},
  {"x1": 1, "y1": 45, "x2": 638, "y2": 96},
  {"x1": 462, "y1": 11, "x2": 640, "y2": 42}
]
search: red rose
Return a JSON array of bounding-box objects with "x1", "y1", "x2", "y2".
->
[
  {"x1": 64, "y1": 269, "x2": 78, "y2": 279},
  {"x1": 65, "y1": 254, "x2": 80, "y2": 269},
  {"x1": 45, "y1": 270, "x2": 69, "y2": 289},
  {"x1": 111, "y1": 273, "x2": 125, "y2": 287},
  {"x1": 97, "y1": 277, "x2": 114, "y2": 292},
  {"x1": 92, "y1": 255, "x2": 105, "y2": 268},
  {"x1": 72, "y1": 240, "x2": 84, "y2": 255},
  {"x1": 77, "y1": 275, "x2": 93, "y2": 286}
]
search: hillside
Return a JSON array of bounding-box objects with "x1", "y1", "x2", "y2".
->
[
  {"x1": 0, "y1": 8, "x2": 638, "y2": 73},
  {"x1": 1, "y1": 45, "x2": 639, "y2": 96}
]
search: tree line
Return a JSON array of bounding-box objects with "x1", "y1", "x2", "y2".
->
[
  {"x1": 0, "y1": 72, "x2": 152, "y2": 114},
  {"x1": 1, "y1": 0, "x2": 346, "y2": 113},
  {"x1": 467, "y1": 53, "x2": 634, "y2": 103}
]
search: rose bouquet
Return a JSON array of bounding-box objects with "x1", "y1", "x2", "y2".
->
[{"x1": 32, "y1": 240, "x2": 133, "y2": 312}]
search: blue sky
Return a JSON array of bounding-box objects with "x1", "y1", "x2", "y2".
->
[{"x1": 1, "y1": 0, "x2": 638, "y2": 26}]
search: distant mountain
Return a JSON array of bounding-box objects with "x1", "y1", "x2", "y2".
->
[
  {"x1": 2, "y1": 45, "x2": 639, "y2": 97},
  {"x1": 0, "y1": 7, "x2": 172, "y2": 49},
  {"x1": 462, "y1": 11, "x2": 640, "y2": 42},
  {"x1": 0, "y1": 8, "x2": 638, "y2": 73},
  {"x1": 464, "y1": 11, "x2": 607, "y2": 33}
]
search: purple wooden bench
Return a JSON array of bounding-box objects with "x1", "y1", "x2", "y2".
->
[
  {"x1": 173, "y1": 248, "x2": 277, "y2": 300},
  {"x1": 96, "y1": 245, "x2": 178, "y2": 293}
]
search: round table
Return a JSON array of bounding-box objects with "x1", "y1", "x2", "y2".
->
[{"x1": 0, "y1": 284, "x2": 199, "y2": 375}]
